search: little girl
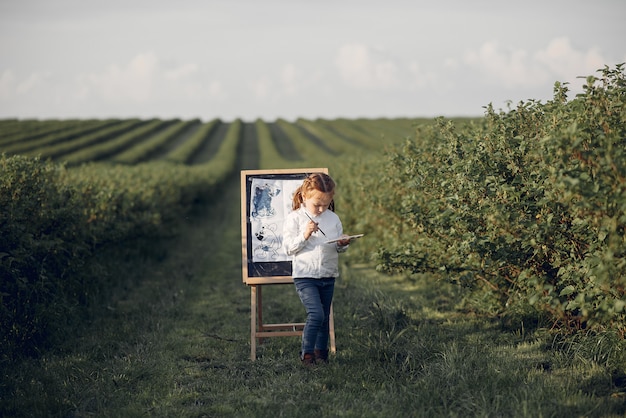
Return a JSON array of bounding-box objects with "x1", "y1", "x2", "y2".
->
[{"x1": 282, "y1": 173, "x2": 351, "y2": 365}]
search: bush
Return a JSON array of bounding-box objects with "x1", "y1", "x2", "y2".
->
[
  {"x1": 1, "y1": 156, "x2": 88, "y2": 357},
  {"x1": 369, "y1": 64, "x2": 626, "y2": 334},
  {"x1": 0, "y1": 151, "x2": 234, "y2": 360}
]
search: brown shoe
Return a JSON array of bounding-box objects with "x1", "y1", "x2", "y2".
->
[
  {"x1": 314, "y1": 349, "x2": 329, "y2": 364},
  {"x1": 301, "y1": 352, "x2": 315, "y2": 366}
]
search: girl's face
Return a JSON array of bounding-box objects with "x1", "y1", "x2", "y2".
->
[{"x1": 303, "y1": 190, "x2": 333, "y2": 216}]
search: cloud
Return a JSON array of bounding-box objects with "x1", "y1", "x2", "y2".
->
[
  {"x1": 464, "y1": 41, "x2": 549, "y2": 88},
  {"x1": 408, "y1": 60, "x2": 440, "y2": 90},
  {"x1": 77, "y1": 52, "x2": 158, "y2": 102},
  {"x1": 246, "y1": 64, "x2": 320, "y2": 103},
  {"x1": 164, "y1": 63, "x2": 199, "y2": 81},
  {"x1": 463, "y1": 37, "x2": 612, "y2": 90},
  {"x1": 281, "y1": 63, "x2": 298, "y2": 96},
  {"x1": 207, "y1": 80, "x2": 227, "y2": 100},
  {"x1": 16, "y1": 71, "x2": 50, "y2": 95},
  {"x1": 0, "y1": 69, "x2": 16, "y2": 99},
  {"x1": 0, "y1": 69, "x2": 51, "y2": 99},
  {"x1": 250, "y1": 76, "x2": 272, "y2": 100},
  {"x1": 535, "y1": 37, "x2": 606, "y2": 84},
  {"x1": 335, "y1": 43, "x2": 398, "y2": 89},
  {"x1": 67, "y1": 52, "x2": 234, "y2": 106}
]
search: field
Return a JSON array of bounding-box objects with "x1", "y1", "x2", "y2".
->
[{"x1": 2, "y1": 65, "x2": 626, "y2": 417}]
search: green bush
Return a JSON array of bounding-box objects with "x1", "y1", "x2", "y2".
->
[
  {"x1": 0, "y1": 150, "x2": 235, "y2": 359},
  {"x1": 1, "y1": 156, "x2": 87, "y2": 357},
  {"x1": 367, "y1": 64, "x2": 626, "y2": 334}
]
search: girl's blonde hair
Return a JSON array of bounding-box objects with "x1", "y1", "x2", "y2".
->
[{"x1": 292, "y1": 173, "x2": 336, "y2": 211}]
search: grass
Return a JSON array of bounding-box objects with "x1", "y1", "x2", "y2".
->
[{"x1": 2, "y1": 173, "x2": 626, "y2": 417}]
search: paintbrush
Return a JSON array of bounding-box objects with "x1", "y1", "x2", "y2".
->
[{"x1": 304, "y1": 211, "x2": 326, "y2": 236}]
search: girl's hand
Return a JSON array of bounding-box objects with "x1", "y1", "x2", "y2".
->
[
  {"x1": 336, "y1": 234, "x2": 351, "y2": 246},
  {"x1": 304, "y1": 220, "x2": 319, "y2": 240}
]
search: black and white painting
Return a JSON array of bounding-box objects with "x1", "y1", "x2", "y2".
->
[{"x1": 249, "y1": 178, "x2": 303, "y2": 263}]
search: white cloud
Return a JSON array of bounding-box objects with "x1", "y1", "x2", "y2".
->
[
  {"x1": 408, "y1": 60, "x2": 439, "y2": 90},
  {"x1": 464, "y1": 41, "x2": 549, "y2": 88},
  {"x1": 73, "y1": 52, "x2": 229, "y2": 105},
  {"x1": 247, "y1": 64, "x2": 315, "y2": 102},
  {"x1": 78, "y1": 52, "x2": 158, "y2": 102},
  {"x1": 16, "y1": 71, "x2": 50, "y2": 95},
  {"x1": 0, "y1": 69, "x2": 16, "y2": 99},
  {"x1": 164, "y1": 63, "x2": 199, "y2": 81},
  {"x1": 0, "y1": 69, "x2": 51, "y2": 100},
  {"x1": 535, "y1": 37, "x2": 606, "y2": 84},
  {"x1": 279, "y1": 64, "x2": 327, "y2": 99},
  {"x1": 463, "y1": 37, "x2": 613, "y2": 90},
  {"x1": 250, "y1": 76, "x2": 272, "y2": 100},
  {"x1": 335, "y1": 43, "x2": 398, "y2": 89},
  {"x1": 281, "y1": 63, "x2": 298, "y2": 96},
  {"x1": 443, "y1": 58, "x2": 459, "y2": 71},
  {"x1": 207, "y1": 80, "x2": 227, "y2": 100}
]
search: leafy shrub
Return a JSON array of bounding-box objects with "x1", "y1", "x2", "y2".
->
[
  {"x1": 1, "y1": 146, "x2": 237, "y2": 359},
  {"x1": 365, "y1": 64, "x2": 626, "y2": 334},
  {"x1": 1, "y1": 156, "x2": 88, "y2": 357}
]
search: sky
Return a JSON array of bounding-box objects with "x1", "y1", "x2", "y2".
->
[{"x1": 1, "y1": 0, "x2": 625, "y2": 122}]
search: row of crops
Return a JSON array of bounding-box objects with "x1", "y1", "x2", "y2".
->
[{"x1": 0, "y1": 117, "x2": 426, "y2": 167}]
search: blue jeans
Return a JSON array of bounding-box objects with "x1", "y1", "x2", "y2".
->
[{"x1": 294, "y1": 278, "x2": 335, "y2": 356}]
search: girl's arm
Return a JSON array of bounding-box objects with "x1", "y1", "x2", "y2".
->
[
  {"x1": 283, "y1": 214, "x2": 307, "y2": 256},
  {"x1": 333, "y1": 219, "x2": 350, "y2": 252}
]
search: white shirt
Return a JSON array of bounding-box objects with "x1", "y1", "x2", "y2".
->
[{"x1": 282, "y1": 207, "x2": 347, "y2": 278}]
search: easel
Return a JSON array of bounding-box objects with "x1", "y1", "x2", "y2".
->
[{"x1": 241, "y1": 168, "x2": 336, "y2": 361}]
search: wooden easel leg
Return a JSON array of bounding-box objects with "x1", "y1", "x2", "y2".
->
[
  {"x1": 329, "y1": 302, "x2": 336, "y2": 353},
  {"x1": 257, "y1": 285, "x2": 263, "y2": 346},
  {"x1": 250, "y1": 285, "x2": 257, "y2": 361}
]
